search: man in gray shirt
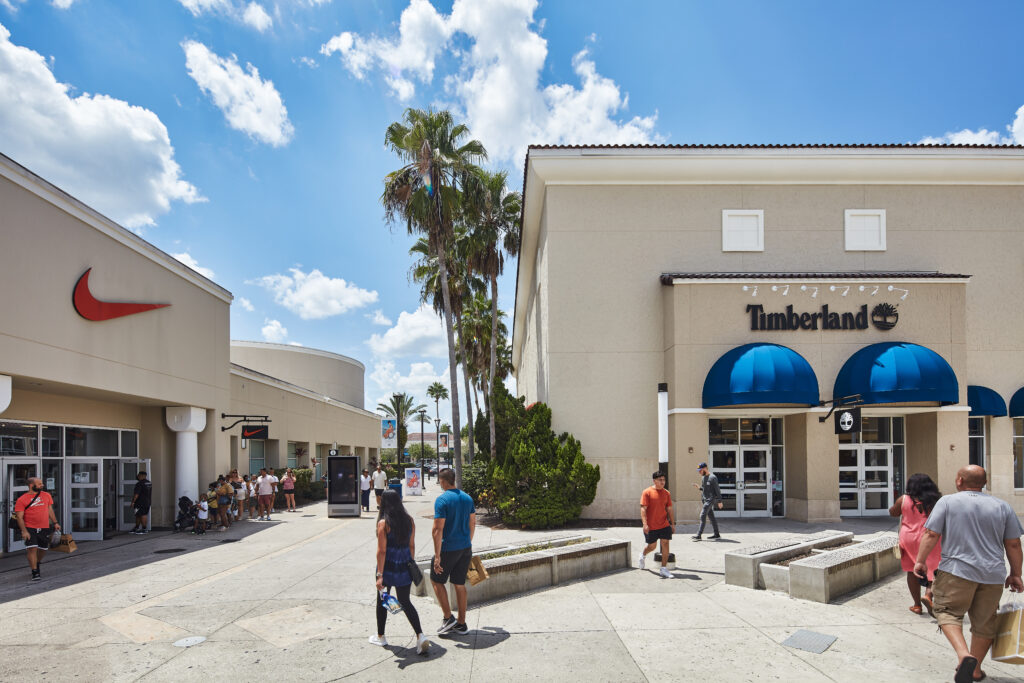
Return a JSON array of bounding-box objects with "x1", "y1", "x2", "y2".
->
[
  {"x1": 915, "y1": 465, "x2": 1023, "y2": 683},
  {"x1": 692, "y1": 462, "x2": 723, "y2": 541}
]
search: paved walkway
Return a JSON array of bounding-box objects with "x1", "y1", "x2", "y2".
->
[{"x1": 1, "y1": 490, "x2": 1021, "y2": 682}]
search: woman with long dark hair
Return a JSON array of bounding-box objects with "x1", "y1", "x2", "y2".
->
[
  {"x1": 370, "y1": 489, "x2": 430, "y2": 654},
  {"x1": 889, "y1": 473, "x2": 943, "y2": 615}
]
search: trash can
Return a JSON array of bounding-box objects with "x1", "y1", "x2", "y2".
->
[{"x1": 388, "y1": 478, "x2": 403, "y2": 499}]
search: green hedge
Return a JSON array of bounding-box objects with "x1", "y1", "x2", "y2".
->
[{"x1": 268, "y1": 467, "x2": 324, "y2": 502}]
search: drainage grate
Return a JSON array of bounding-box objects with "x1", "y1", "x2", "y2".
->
[
  {"x1": 782, "y1": 629, "x2": 837, "y2": 654},
  {"x1": 153, "y1": 548, "x2": 187, "y2": 554},
  {"x1": 173, "y1": 636, "x2": 206, "y2": 648}
]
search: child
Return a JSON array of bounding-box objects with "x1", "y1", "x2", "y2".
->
[{"x1": 193, "y1": 497, "x2": 209, "y2": 534}]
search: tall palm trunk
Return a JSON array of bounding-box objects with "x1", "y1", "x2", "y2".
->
[
  {"x1": 456, "y1": 311, "x2": 475, "y2": 464},
  {"x1": 437, "y1": 253, "x2": 463, "y2": 486},
  {"x1": 488, "y1": 272, "x2": 499, "y2": 459}
]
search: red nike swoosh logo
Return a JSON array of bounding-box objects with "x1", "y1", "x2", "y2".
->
[
  {"x1": 73, "y1": 268, "x2": 170, "y2": 321},
  {"x1": 242, "y1": 429, "x2": 262, "y2": 437}
]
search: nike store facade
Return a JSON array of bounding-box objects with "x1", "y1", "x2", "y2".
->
[
  {"x1": 0, "y1": 152, "x2": 380, "y2": 552},
  {"x1": 513, "y1": 144, "x2": 1024, "y2": 522}
]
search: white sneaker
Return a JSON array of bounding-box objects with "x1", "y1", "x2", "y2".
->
[
  {"x1": 368, "y1": 634, "x2": 388, "y2": 647},
  {"x1": 659, "y1": 567, "x2": 673, "y2": 579},
  {"x1": 416, "y1": 633, "x2": 431, "y2": 654},
  {"x1": 637, "y1": 552, "x2": 646, "y2": 570}
]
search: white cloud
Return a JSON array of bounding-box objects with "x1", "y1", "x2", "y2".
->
[
  {"x1": 918, "y1": 105, "x2": 1024, "y2": 146},
  {"x1": 368, "y1": 359, "x2": 452, "y2": 419},
  {"x1": 242, "y1": 2, "x2": 272, "y2": 32},
  {"x1": 171, "y1": 252, "x2": 216, "y2": 279},
  {"x1": 52, "y1": 0, "x2": 77, "y2": 8},
  {"x1": 322, "y1": 0, "x2": 658, "y2": 160},
  {"x1": 183, "y1": 40, "x2": 293, "y2": 147},
  {"x1": 261, "y1": 318, "x2": 288, "y2": 342},
  {"x1": 250, "y1": 267, "x2": 378, "y2": 320},
  {"x1": 367, "y1": 304, "x2": 446, "y2": 358},
  {"x1": 367, "y1": 309, "x2": 393, "y2": 326},
  {"x1": 237, "y1": 296, "x2": 255, "y2": 311},
  {"x1": 0, "y1": 23, "x2": 202, "y2": 228},
  {"x1": 296, "y1": 56, "x2": 318, "y2": 69}
]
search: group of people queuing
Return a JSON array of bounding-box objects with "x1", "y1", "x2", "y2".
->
[{"x1": 188, "y1": 467, "x2": 300, "y2": 534}]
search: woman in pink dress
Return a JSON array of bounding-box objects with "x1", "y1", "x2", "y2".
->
[{"x1": 889, "y1": 473, "x2": 942, "y2": 615}]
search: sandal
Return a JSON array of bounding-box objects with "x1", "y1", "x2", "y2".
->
[
  {"x1": 954, "y1": 656, "x2": 978, "y2": 683},
  {"x1": 973, "y1": 671, "x2": 987, "y2": 682},
  {"x1": 908, "y1": 605, "x2": 923, "y2": 614},
  {"x1": 921, "y1": 594, "x2": 934, "y2": 617}
]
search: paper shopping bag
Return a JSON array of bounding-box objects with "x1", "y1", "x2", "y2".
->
[
  {"x1": 466, "y1": 556, "x2": 489, "y2": 586},
  {"x1": 992, "y1": 601, "x2": 1024, "y2": 664},
  {"x1": 50, "y1": 532, "x2": 77, "y2": 554}
]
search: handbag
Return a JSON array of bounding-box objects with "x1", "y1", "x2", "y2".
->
[
  {"x1": 8, "y1": 490, "x2": 41, "y2": 532},
  {"x1": 406, "y1": 559, "x2": 424, "y2": 586}
]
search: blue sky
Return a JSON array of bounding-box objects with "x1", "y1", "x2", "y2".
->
[{"x1": 2, "y1": 0, "x2": 1023, "y2": 425}]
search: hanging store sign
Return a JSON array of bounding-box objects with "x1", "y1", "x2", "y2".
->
[
  {"x1": 746, "y1": 303, "x2": 898, "y2": 332},
  {"x1": 381, "y1": 418, "x2": 397, "y2": 448},
  {"x1": 241, "y1": 424, "x2": 268, "y2": 439},
  {"x1": 835, "y1": 407, "x2": 862, "y2": 435}
]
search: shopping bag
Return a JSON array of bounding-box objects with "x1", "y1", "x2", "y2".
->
[
  {"x1": 50, "y1": 532, "x2": 77, "y2": 554},
  {"x1": 992, "y1": 597, "x2": 1024, "y2": 664},
  {"x1": 466, "y1": 555, "x2": 489, "y2": 586}
]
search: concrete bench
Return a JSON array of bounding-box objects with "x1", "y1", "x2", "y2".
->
[
  {"x1": 788, "y1": 533, "x2": 899, "y2": 603},
  {"x1": 724, "y1": 530, "x2": 854, "y2": 589}
]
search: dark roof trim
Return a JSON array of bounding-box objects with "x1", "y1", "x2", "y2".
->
[
  {"x1": 660, "y1": 271, "x2": 970, "y2": 285},
  {"x1": 530, "y1": 143, "x2": 1024, "y2": 150}
]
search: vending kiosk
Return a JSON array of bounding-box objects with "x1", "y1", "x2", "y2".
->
[{"x1": 326, "y1": 455, "x2": 361, "y2": 517}]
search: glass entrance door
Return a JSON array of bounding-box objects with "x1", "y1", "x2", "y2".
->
[
  {"x1": 3, "y1": 460, "x2": 40, "y2": 552},
  {"x1": 118, "y1": 459, "x2": 151, "y2": 532},
  {"x1": 68, "y1": 460, "x2": 103, "y2": 540},
  {"x1": 710, "y1": 446, "x2": 771, "y2": 517},
  {"x1": 839, "y1": 446, "x2": 893, "y2": 516}
]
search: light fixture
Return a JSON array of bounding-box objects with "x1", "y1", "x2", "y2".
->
[
  {"x1": 742, "y1": 285, "x2": 758, "y2": 296},
  {"x1": 888, "y1": 285, "x2": 909, "y2": 301},
  {"x1": 800, "y1": 285, "x2": 818, "y2": 298},
  {"x1": 858, "y1": 285, "x2": 880, "y2": 296},
  {"x1": 771, "y1": 284, "x2": 790, "y2": 295},
  {"x1": 830, "y1": 285, "x2": 850, "y2": 296},
  {"x1": 687, "y1": 446, "x2": 694, "y2": 453}
]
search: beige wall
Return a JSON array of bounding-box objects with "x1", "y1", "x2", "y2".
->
[{"x1": 230, "y1": 341, "x2": 365, "y2": 409}]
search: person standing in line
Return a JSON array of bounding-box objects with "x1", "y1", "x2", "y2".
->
[
  {"x1": 192, "y1": 496, "x2": 208, "y2": 534},
  {"x1": 889, "y1": 473, "x2": 942, "y2": 615},
  {"x1": 282, "y1": 468, "x2": 297, "y2": 512},
  {"x1": 431, "y1": 468, "x2": 475, "y2": 636},
  {"x1": 255, "y1": 467, "x2": 277, "y2": 521},
  {"x1": 360, "y1": 468, "x2": 373, "y2": 512},
  {"x1": 692, "y1": 462, "x2": 723, "y2": 541},
  {"x1": 215, "y1": 476, "x2": 233, "y2": 530},
  {"x1": 370, "y1": 489, "x2": 431, "y2": 654},
  {"x1": 130, "y1": 471, "x2": 152, "y2": 534},
  {"x1": 266, "y1": 468, "x2": 280, "y2": 513},
  {"x1": 372, "y1": 464, "x2": 388, "y2": 510},
  {"x1": 233, "y1": 472, "x2": 247, "y2": 522},
  {"x1": 915, "y1": 465, "x2": 1023, "y2": 683},
  {"x1": 243, "y1": 475, "x2": 256, "y2": 520},
  {"x1": 638, "y1": 471, "x2": 675, "y2": 578},
  {"x1": 14, "y1": 477, "x2": 60, "y2": 581}
]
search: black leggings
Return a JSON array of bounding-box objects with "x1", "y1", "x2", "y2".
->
[{"x1": 376, "y1": 583, "x2": 421, "y2": 636}]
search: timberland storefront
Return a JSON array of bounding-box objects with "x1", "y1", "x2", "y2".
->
[{"x1": 0, "y1": 152, "x2": 380, "y2": 554}]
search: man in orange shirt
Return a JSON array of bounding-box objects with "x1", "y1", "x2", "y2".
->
[
  {"x1": 14, "y1": 477, "x2": 60, "y2": 581},
  {"x1": 639, "y1": 471, "x2": 675, "y2": 578}
]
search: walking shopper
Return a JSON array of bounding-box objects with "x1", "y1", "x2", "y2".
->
[
  {"x1": 282, "y1": 468, "x2": 297, "y2": 512},
  {"x1": 889, "y1": 473, "x2": 942, "y2": 615},
  {"x1": 372, "y1": 464, "x2": 388, "y2": 509},
  {"x1": 360, "y1": 468, "x2": 372, "y2": 512},
  {"x1": 130, "y1": 471, "x2": 152, "y2": 534},
  {"x1": 638, "y1": 471, "x2": 675, "y2": 578},
  {"x1": 255, "y1": 468, "x2": 277, "y2": 520},
  {"x1": 431, "y1": 468, "x2": 475, "y2": 636},
  {"x1": 692, "y1": 462, "x2": 723, "y2": 541},
  {"x1": 14, "y1": 477, "x2": 60, "y2": 581},
  {"x1": 370, "y1": 489, "x2": 431, "y2": 654},
  {"x1": 915, "y1": 465, "x2": 1023, "y2": 683}
]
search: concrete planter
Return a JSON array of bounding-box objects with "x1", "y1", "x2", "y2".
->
[
  {"x1": 758, "y1": 563, "x2": 791, "y2": 594},
  {"x1": 725, "y1": 530, "x2": 854, "y2": 589},
  {"x1": 788, "y1": 534, "x2": 900, "y2": 603}
]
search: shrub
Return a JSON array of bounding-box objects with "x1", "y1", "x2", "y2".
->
[
  {"x1": 460, "y1": 458, "x2": 491, "y2": 505},
  {"x1": 474, "y1": 381, "x2": 527, "y2": 464},
  {"x1": 268, "y1": 467, "x2": 324, "y2": 502},
  {"x1": 490, "y1": 402, "x2": 600, "y2": 529}
]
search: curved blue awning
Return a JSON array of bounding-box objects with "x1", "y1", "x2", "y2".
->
[
  {"x1": 833, "y1": 342, "x2": 958, "y2": 405},
  {"x1": 1010, "y1": 388, "x2": 1024, "y2": 417},
  {"x1": 703, "y1": 343, "x2": 819, "y2": 409},
  {"x1": 967, "y1": 385, "x2": 1007, "y2": 417}
]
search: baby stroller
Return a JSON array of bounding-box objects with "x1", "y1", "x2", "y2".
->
[{"x1": 173, "y1": 496, "x2": 196, "y2": 532}]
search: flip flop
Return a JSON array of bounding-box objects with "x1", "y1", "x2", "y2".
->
[
  {"x1": 954, "y1": 656, "x2": 978, "y2": 683},
  {"x1": 921, "y1": 595, "x2": 934, "y2": 617},
  {"x1": 973, "y1": 671, "x2": 987, "y2": 681},
  {"x1": 908, "y1": 605, "x2": 923, "y2": 614}
]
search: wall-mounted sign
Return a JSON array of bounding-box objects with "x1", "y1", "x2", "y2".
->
[
  {"x1": 241, "y1": 424, "x2": 268, "y2": 439},
  {"x1": 73, "y1": 268, "x2": 170, "y2": 321},
  {"x1": 835, "y1": 407, "x2": 862, "y2": 435},
  {"x1": 746, "y1": 303, "x2": 898, "y2": 332}
]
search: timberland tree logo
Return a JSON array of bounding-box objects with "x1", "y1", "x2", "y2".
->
[{"x1": 746, "y1": 303, "x2": 898, "y2": 331}]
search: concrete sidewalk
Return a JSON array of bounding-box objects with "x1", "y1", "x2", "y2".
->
[{"x1": 0, "y1": 491, "x2": 1021, "y2": 682}]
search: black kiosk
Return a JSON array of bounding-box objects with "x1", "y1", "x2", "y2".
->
[{"x1": 326, "y1": 455, "x2": 361, "y2": 517}]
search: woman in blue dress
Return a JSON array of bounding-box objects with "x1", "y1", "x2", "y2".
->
[{"x1": 372, "y1": 489, "x2": 430, "y2": 654}]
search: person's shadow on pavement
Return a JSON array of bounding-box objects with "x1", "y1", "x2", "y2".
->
[
  {"x1": 449, "y1": 625, "x2": 510, "y2": 650},
  {"x1": 390, "y1": 639, "x2": 448, "y2": 669}
]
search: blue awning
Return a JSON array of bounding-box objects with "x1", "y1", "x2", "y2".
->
[
  {"x1": 1010, "y1": 388, "x2": 1024, "y2": 417},
  {"x1": 833, "y1": 342, "x2": 958, "y2": 405},
  {"x1": 967, "y1": 385, "x2": 1007, "y2": 417},
  {"x1": 703, "y1": 343, "x2": 819, "y2": 408}
]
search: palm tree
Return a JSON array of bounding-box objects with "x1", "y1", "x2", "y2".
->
[
  {"x1": 466, "y1": 169, "x2": 522, "y2": 460},
  {"x1": 377, "y1": 393, "x2": 427, "y2": 462},
  {"x1": 426, "y1": 380, "x2": 448, "y2": 462},
  {"x1": 383, "y1": 109, "x2": 485, "y2": 487}
]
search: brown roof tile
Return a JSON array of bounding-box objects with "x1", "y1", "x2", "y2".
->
[{"x1": 659, "y1": 271, "x2": 971, "y2": 285}]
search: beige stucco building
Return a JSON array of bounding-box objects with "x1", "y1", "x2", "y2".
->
[
  {"x1": 512, "y1": 144, "x2": 1024, "y2": 522},
  {"x1": 0, "y1": 152, "x2": 380, "y2": 552}
]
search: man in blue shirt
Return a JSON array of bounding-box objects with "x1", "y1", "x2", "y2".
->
[{"x1": 431, "y1": 468, "x2": 475, "y2": 635}]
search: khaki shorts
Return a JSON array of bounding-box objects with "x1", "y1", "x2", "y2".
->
[{"x1": 931, "y1": 570, "x2": 1004, "y2": 639}]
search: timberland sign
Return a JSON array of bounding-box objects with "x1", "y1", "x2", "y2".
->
[{"x1": 746, "y1": 303, "x2": 898, "y2": 331}]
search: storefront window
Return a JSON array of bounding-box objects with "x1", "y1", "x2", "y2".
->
[
  {"x1": 708, "y1": 419, "x2": 739, "y2": 445},
  {"x1": 248, "y1": 440, "x2": 265, "y2": 475},
  {"x1": 43, "y1": 459, "x2": 62, "y2": 519},
  {"x1": 1014, "y1": 419, "x2": 1023, "y2": 490},
  {"x1": 708, "y1": 416, "x2": 786, "y2": 517},
  {"x1": 65, "y1": 427, "x2": 118, "y2": 458},
  {"x1": 121, "y1": 431, "x2": 138, "y2": 459},
  {"x1": 0, "y1": 423, "x2": 38, "y2": 456},
  {"x1": 968, "y1": 417, "x2": 985, "y2": 469},
  {"x1": 740, "y1": 418, "x2": 770, "y2": 444},
  {"x1": 41, "y1": 426, "x2": 61, "y2": 457},
  {"x1": 287, "y1": 442, "x2": 298, "y2": 468}
]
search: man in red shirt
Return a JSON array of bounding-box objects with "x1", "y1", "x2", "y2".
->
[
  {"x1": 639, "y1": 471, "x2": 675, "y2": 578},
  {"x1": 14, "y1": 477, "x2": 60, "y2": 581}
]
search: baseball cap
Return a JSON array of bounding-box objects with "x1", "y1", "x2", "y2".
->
[{"x1": 697, "y1": 462, "x2": 707, "y2": 470}]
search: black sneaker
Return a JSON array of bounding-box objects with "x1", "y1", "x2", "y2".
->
[
  {"x1": 709, "y1": 534, "x2": 721, "y2": 540},
  {"x1": 31, "y1": 569, "x2": 40, "y2": 581},
  {"x1": 691, "y1": 535, "x2": 702, "y2": 541},
  {"x1": 452, "y1": 622, "x2": 468, "y2": 635},
  {"x1": 437, "y1": 615, "x2": 457, "y2": 635}
]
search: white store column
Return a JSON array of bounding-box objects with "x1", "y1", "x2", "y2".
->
[
  {"x1": 166, "y1": 406, "x2": 207, "y2": 503},
  {"x1": 0, "y1": 375, "x2": 11, "y2": 414}
]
